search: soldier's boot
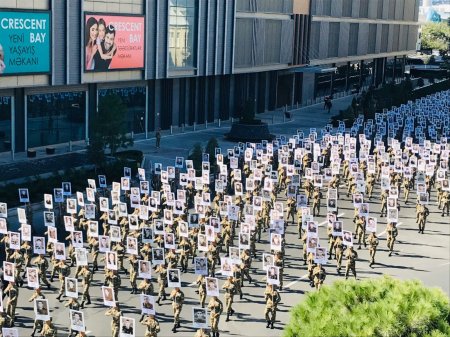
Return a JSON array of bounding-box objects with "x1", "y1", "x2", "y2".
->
[
  {"x1": 80, "y1": 301, "x2": 85, "y2": 309},
  {"x1": 240, "y1": 293, "x2": 243, "y2": 300},
  {"x1": 172, "y1": 324, "x2": 177, "y2": 333},
  {"x1": 56, "y1": 294, "x2": 62, "y2": 301},
  {"x1": 139, "y1": 314, "x2": 145, "y2": 322},
  {"x1": 388, "y1": 251, "x2": 392, "y2": 257},
  {"x1": 266, "y1": 321, "x2": 270, "y2": 328},
  {"x1": 86, "y1": 296, "x2": 91, "y2": 305},
  {"x1": 156, "y1": 297, "x2": 161, "y2": 306},
  {"x1": 270, "y1": 322, "x2": 274, "y2": 329},
  {"x1": 226, "y1": 312, "x2": 230, "y2": 322},
  {"x1": 47, "y1": 283, "x2": 51, "y2": 290},
  {"x1": 31, "y1": 327, "x2": 37, "y2": 337},
  {"x1": 176, "y1": 321, "x2": 180, "y2": 328}
]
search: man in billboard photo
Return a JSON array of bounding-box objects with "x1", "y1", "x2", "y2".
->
[{"x1": 94, "y1": 24, "x2": 117, "y2": 71}]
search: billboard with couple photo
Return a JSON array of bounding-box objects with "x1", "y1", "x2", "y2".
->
[{"x1": 84, "y1": 13, "x2": 144, "y2": 72}]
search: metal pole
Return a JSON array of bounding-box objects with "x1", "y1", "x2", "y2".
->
[
  {"x1": 170, "y1": 126, "x2": 173, "y2": 134},
  {"x1": 218, "y1": 119, "x2": 221, "y2": 127}
]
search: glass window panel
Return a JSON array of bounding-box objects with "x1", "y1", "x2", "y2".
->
[
  {"x1": 27, "y1": 92, "x2": 86, "y2": 148},
  {"x1": 169, "y1": 0, "x2": 197, "y2": 69},
  {"x1": 98, "y1": 87, "x2": 146, "y2": 135},
  {"x1": 0, "y1": 97, "x2": 12, "y2": 152}
]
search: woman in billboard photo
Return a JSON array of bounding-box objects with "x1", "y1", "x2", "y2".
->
[
  {"x1": 0, "y1": 44, "x2": 5, "y2": 74},
  {"x1": 85, "y1": 17, "x2": 98, "y2": 70},
  {"x1": 96, "y1": 19, "x2": 117, "y2": 64}
]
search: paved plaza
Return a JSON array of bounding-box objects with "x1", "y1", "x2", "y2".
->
[{"x1": 2, "y1": 96, "x2": 449, "y2": 337}]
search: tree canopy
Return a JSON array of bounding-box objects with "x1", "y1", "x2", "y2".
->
[
  {"x1": 421, "y1": 22, "x2": 450, "y2": 53},
  {"x1": 90, "y1": 93, "x2": 133, "y2": 156},
  {"x1": 284, "y1": 276, "x2": 450, "y2": 337}
]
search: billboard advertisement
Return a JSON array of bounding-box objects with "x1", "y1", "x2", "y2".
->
[
  {"x1": 0, "y1": 11, "x2": 51, "y2": 75},
  {"x1": 84, "y1": 13, "x2": 145, "y2": 72}
]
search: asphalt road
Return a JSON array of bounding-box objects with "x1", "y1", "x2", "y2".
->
[{"x1": 6, "y1": 96, "x2": 450, "y2": 337}]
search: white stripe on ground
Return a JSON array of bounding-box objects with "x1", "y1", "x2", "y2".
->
[{"x1": 284, "y1": 273, "x2": 309, "y2": 289}]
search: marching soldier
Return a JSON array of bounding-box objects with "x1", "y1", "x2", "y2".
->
[
  {"x1": 20, "y1": 240, "x2": 33, "y2": 272},
  {"x1": 178, "y1": 237, "x2": 191, "y2": 272},
  {"x1": 5, "y1": 281, "x2": 18, "y2": 326},
  {"x1": 32, "y1": 254, "x2": 51, "y2": 289},
  {"x1": 335, "y1": 236, "x2": 344, "y2": 274},
  {"x1": 80, "y1": 266, "x2": 92, "y2": 308},
  {"x1": 312, "y1": 264, "x2": 326, "y2": 290},
  {"x1": 416, "y1": 203, "x2": 430, "y2": 234},
  {"x1": 170, "y1": 287, "x2": 184, "y2": 333},
  {"x1": 29, "y1": 287, "x2": 45, "y2": 337},
  {"x1": 264, "y1": 284, "x2": 281, "y2": 329},
  {"x1": 222, "y1": 276, "x2": 236, "y2": 322},
  {"x1": 301, "y1": 232, "x2": 308, "y2": 265},
  {"x1": 240, "y1": 250, "x2": 253, "y2": 286},
  {"x1": 274, "y1": 252, "x2": 284, "y2": 290},
  {"x1": 208, "y1": 296, "x2": 223, "y2": 337},
  {"x1": 41, "y1": 319, "x2": 57, "y2": 337},
  {"x1": 141, "y1": 314, "x2": 160, "y2": 337},
  {"x1": 128, "y1": 255, "x2": 139, "y2": 294},
  {"x1": 380, "y1": 190, "x2": 388, "y2": 217},
  {"x1": 65, "y1": 297, "x2": 81, "y2": 337},
  {"x1": 194, "y1": 329, "x2": 210, "y2": 337},
  {"x1": 355, "y1": 216, "x2": 367, "y2": 249},
  {"x1": 195, "y1": 275, "x2": 207, "y2": 308},
  {"x1": 56, "y1": 261, "x2": 70, "y2": 301},
  {"x1": 344, "y1": 246, "x2": 358, "y2": 280},
  {"x1": 0, "y1": 312, "x2": 10, "y2": 335},
  {"x1": 327, "y1": 226, "x2": 335, "y2": 260},
  {"x1": 138, "y1": 278, "x2": 154, "y2": 296},
  {"x1": 386, "y1": 222, "x2": 398, "y2": 256},
  {"x1": 105, "y1": 303, "x2": 121, "y2": 337},
  {"x1": 312, "y1": 187, "x2": 322, "y2": 216},
  {"x1": 366, "y1": 174, "x2": 375, "y2": 199},
  {"x1": 155, "y1": 265, "x2": 167, "y2": 305},
  {"x1": 105, "y1": 270, "x2": 121, "y2": 301},
  {"x1": 367, "y1": 232, "x2": 379, "y2": 268},
  {"x1": 88, "y1": 237, "x2": 99, "y2": 272},
  {"x1": 8, "y1": 250, "x2": 24, "y2": 287},
  {"x1": 442, "y1": 191, "x2": 450, "y2": 217}
]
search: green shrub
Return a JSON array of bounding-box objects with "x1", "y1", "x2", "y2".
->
[{"x1": 284, "y1": 276, "x2": 450, "y2": 337}]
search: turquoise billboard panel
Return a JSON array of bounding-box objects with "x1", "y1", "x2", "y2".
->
[{"x1": 0, "y1": 11, "x2": 51, "y2": 75}]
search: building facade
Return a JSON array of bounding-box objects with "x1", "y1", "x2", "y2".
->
[
  {"x1": 304, "y1": 0, "x2": 420, "y2": 99},
  {"x1": 0, "y1": 0, "x2": 419, "y2": 155}
]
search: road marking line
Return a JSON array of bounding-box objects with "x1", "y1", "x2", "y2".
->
[
  {"x1": 284, "y1": 273, "x2": 309, "y2": 289},
  {"x1": 318, "y1": 213, "x2": 345, "y2": 226},
  {"x1": 378, "y1": 222, "x2": 403, "y2": 237}
]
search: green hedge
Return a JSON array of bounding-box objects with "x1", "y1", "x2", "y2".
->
[{"x1": 284, "y1": 276, "x2": 450, "y2": 337}]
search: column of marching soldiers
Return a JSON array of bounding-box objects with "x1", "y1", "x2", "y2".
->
[{"x1": 0, "y1": 91, "x2": 449, "y2": 337}]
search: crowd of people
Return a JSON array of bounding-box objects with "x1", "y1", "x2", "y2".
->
[{"x1": 0, "y1": 90, "x2": 448, "y2": 337}]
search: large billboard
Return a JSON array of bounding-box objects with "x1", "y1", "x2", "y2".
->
[
  {"x1": 0, "y1": 11, "x2": 51, "y2": 75},
  {"x1": 84, "y1": 13, "x2": 145, "y2": 72}
]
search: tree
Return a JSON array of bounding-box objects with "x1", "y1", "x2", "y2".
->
[
  {"x1": 284, "y1": 276, "x2": 450, "y2": 337},
  {"x1": 188, "y1": 143, "x2": 203, "y2": 173},
  {"x1": 90, "y1": 93, "x2": 133, "y2": 156},
  {"x1": 421, "y1": 22, "x2": 450, "y2": 53}
]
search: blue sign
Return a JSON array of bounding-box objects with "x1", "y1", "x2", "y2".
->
[{"x1": 0, "y1": 11, "x2": 51, "y2": 75}]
